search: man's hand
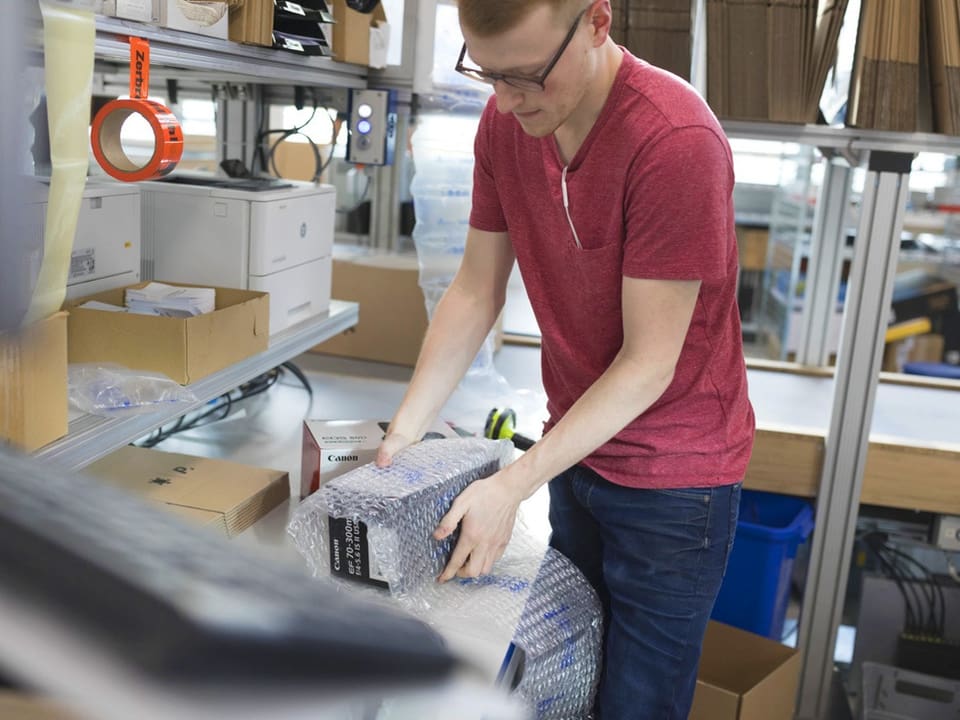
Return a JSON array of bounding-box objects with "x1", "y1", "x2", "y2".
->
[
  {"x1": 376, "y1": 431, "x2": 414, "y2": 467},
  {"x1": 435, "y1": 471, "x2": 524, "y2": 582}
]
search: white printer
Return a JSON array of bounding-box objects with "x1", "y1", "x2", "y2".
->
[
  {"x1": 139, "y1": 176, "x2": 334, "y2": 334},
  {"x1": 30, "y1": 180, "x2": 141, "y2": 300}
]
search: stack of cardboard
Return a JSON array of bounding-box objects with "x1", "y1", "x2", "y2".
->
[
  {"x1": 847, "y1": 0, "x2": 921, "y2": 132},
  {"x1": 706, "y1": 0, "x2": 848, "y2": 122},
  {"x1": 927, "y1": 0, "x2": 960, "y2": 135},
  {"x1": 610, "y1": 0, "x2": 691, "y2": 80}
]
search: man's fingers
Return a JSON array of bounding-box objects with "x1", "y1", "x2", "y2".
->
[
  {"x1": 375, "y1": 432, "x2": 410, "y2": 468},
  {"x1": 433, "y1": 498, "x2": 467, "y2": 540},
  {"x1": 438, "y1": 537, "x2": 472, "y2": 582}
]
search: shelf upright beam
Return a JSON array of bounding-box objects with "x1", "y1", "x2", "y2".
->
[
  {"x1": 796, "y1": 160, "x2": 852, "y2": 366},
  {"x1": 217, "y1": 83, "x2": 259, "y2": 173},
  {"x1": 795, "y1": 152, "x2": 914, "y2": 719}
]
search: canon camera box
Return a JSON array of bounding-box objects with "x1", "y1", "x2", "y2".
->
[{"x1": 300, "y1": 418, "x2": 458, "y2": 498}]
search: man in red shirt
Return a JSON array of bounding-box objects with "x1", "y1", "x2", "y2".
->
[{"x1": 378, "y1": 1, "x2": 755, "y2": 716}]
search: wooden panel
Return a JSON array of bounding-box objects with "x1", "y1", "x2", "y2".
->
[
  {"x1": 863, "y1": 438, "x2": 960, "y2": 514},
  {"x1": 744, "y1": 425, "x2": 823, "y2": 497}
]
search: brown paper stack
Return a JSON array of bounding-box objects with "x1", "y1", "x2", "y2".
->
[
  {"x1": 611, "y1": 0, "x2": 693, "y2": 80},
  {"x1": 706, "y1": 0, "x2": 849, "y2": 122},
  {"x1": 847, "y1": 0, "x2": 921, "y2": 131},
  {"x1": 926, "y1": 0, "x2": 960, "y2": 135}
]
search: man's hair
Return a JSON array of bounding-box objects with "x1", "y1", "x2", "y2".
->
[{"x1": 457, "y1": 0, "x2": 584, "y2": 37}]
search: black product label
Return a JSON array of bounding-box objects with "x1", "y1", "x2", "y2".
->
[{"x1": 328, "y1": 516, "x2": 389, "y2": 589}]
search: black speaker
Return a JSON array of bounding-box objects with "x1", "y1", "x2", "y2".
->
[{"x1": 346, "y1": 0, "x2": 380, "y2": 12}]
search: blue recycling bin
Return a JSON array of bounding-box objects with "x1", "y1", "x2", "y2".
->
[{"x1": 711, "y1": 490, "x2": 814, "y2": 640}]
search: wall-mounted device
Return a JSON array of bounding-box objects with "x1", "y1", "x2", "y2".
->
[{"x1": 346, "y1": 88, "x2": 397, "y2": 166}]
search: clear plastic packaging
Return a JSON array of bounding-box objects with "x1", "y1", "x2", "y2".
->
[
  {"x1": 288, "y1": 438, "x2": 603, "y2": 719},
  {"x1": 68, "y1": 363, "x2": 197, "y2": 416}
]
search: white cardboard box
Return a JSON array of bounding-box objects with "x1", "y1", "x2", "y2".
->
[
  {"x1": 99, "y1": 0, "x2": 160, "y2": 23},
  {"x1": 300, "y1": 418, "x2": 459, "y2": 498}
]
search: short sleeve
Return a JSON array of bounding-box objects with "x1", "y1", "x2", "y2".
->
[
  {"x1": 622, "y1": 126, "x2": 734, "y2": 281},
  {"x1": 469, "y1": 98, "x2": 508, "y2": 233}
]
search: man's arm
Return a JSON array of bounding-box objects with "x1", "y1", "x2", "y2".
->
[
  {"x1": 435, "y1": 274, "x2": 701, "y2": 580},
  {"x1": 377, "y1": 226, "x2": 516, "y2": 462}
]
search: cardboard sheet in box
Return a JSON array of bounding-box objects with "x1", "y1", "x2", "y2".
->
[
  {"x1": 331, "y1": 0, "x2": 389, "y2": 67},
  {"x1": 0, "y1": 312, "x2": 68, "y2": 452},
  {"x1": 64, "y1": 282, "x2": 269, "y2": 385},
  {"x1": 311, "y1": 251, "x2": 427, "y2": 367},
  {"x1": 300, "y1": 418, "x2": 459, "y2": 498},
  {"x1": 690, "y1": 621, "x2": 800, "y2": 720},
  {"x1": 86, "y1": 446, "x2": 289, "y2": 537}
]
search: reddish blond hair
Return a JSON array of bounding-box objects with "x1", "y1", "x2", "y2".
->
[{"x1": 457, "y1": 0, "x2": 585, "y2": 37}]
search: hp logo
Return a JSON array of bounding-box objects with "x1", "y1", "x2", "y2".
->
[{"x1": 300, "y1": 222, "x2": 307, "y2": 238}]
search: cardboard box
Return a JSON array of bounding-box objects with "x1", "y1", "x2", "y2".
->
[
  {"x1": 64, "y1": 282, "x2": 269, "y2": 385},
  {"x1": 882, "y1": 333, "x2": 945, "y2": 372},
  {"x1": 300, "y1": 418, "x2": 459, "y2": 498},
  {"x1": 331, "y1": 0, "x2": 389, "y2": 68},
  {"x1": 228, "y1": 0, "x2": 273, "y2": 46},
  {"x1": 690, "y1": 621, "x2": 800, "y2": 720},
  {"x1": 735, "y1": 225, "x2": 769, "y2": 271},
  {"x1": 311, "y1": 251, "x2": 427, "y2": 367},
  {"x1": 0, "y1": 692, "x2": 81, "y2": 720},
  {"x1": 160, "y1": 0, "x2": 229, "y2": 39},
  {"x1": 98, "y1": 0, "x2": 161, "y2": 23},
  {"x1": 0, "y1": 312, "x2": 68, "y2": 452},
  {"x1": 86, "y1": 446, "x2": 289, "y2": 537}
]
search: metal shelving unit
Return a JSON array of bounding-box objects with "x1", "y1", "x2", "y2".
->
[
  {"x1": 723, "y1": 120, "x2": 960, "y2": 157},
  {"x1": 89, "y1": 15, "x2": 368, "y2": 88},
  {"x1": 34, "y1": 301, "x2": 358, "y2": 471}
]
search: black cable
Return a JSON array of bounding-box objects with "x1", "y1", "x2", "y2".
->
[
  {"x1": 281, "y1": 361, "x2": 313, "y2": 403},
  {"x1": 863, "y1": 535, "x2": 921, "y2": 632},
  {"x1": 882, "y1": 542, "x2": 946, "y2": 636}
]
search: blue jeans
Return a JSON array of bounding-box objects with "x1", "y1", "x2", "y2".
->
[{"x1": 548, "y1": 465, "x2": 740, "y2": 720}]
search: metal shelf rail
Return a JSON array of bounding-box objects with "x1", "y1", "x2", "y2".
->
[
  {"x1": 34, "y1": 301, "x2": 358, "y2": 471},
  {"x1": 91, "y1": 15, "x2": 368, "y2": 88}
]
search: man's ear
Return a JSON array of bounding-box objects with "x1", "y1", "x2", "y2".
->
[{"x1": 588, "y1": 1, "x2": 613, "y2": 47}]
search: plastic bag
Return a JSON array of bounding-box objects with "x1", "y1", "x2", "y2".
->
[{"x1": 68, "y1": 363, "x2": 197, "y2": 416}]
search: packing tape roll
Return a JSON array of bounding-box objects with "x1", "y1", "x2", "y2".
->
[{"x1": 90, "y1": 99, "x2": 184, "y2": 182}]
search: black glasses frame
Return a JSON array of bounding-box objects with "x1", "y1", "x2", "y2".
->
[{"x1": 454, "y1": 7, "x2": 589, "y2": 92}]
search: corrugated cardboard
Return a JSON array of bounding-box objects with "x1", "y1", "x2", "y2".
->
[
  {"x1": 0, "y1": 312, "x2": 68, "y2": 452},
  {"x1": 331, "y1": 0, "x2": 389, "y2": 67},
  {"x1": 86, "y1": 446, "x2": 289, "y2": 537},
  {"x1": 228, "y1": 0, "x2": 273, "y2": 46},
  {"x1": 690, "y1": 621, "x2": 800, "y2": 720},
  {"x1": 64, "y1": 282, "x2": 269, "y2": 385},
  {"x1": 311, "y1": 252, "x2": 427, "y2": 367},
  {"x1": 0, "y1": 692, "x2": 81, "y2": 720},
  {"x1": 300, "y1": 418, "x2": 459, "y2": 498}
]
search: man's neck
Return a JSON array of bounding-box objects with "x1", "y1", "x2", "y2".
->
[{"x1": 554, "y1": 41, "x2": 623, "y2": 165}]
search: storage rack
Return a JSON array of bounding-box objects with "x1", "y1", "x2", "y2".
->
[{"x1": 21, "y1": 7, "x2": 960, "y2": 719}]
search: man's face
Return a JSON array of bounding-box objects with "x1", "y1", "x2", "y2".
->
[{"x1": 461, "y1": 4, "x2": 592, "y2": 138}]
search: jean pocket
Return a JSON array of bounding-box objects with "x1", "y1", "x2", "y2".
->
[{"x1": 652, "y1": 486, "x2": 712, "y2": 503}]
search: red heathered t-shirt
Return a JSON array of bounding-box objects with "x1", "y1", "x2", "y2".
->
[{"x1": 469, "y1": 50, "x2": 755, "y2": 489}]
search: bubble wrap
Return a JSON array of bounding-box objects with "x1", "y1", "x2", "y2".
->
[
  {"x1": 287, "y1": 438, "x2": 602, "y2": 719},
  {"x1": 288, "y1": 438, "x2": 514, "y2": 599}
]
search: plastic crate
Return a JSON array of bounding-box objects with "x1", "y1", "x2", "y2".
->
[{"x1": 711, "y1": 490, "x2": 814, "y2": 639}]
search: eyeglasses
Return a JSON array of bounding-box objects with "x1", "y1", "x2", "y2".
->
[{"x1": 454, "y1": 7, "x2": 589, "y2": 92}]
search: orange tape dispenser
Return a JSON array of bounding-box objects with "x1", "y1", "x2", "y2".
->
[{"x1": 90, "y1": 37, "x2": 183, "y2": 182}]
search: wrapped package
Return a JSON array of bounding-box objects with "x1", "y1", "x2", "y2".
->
[{"x1": 288, "y1": 437, "x2": 602, "y2": 719}]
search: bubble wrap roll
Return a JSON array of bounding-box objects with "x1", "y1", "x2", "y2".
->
[{"x1": 288, "y1": 437, "x2": 514, "y2": 599}]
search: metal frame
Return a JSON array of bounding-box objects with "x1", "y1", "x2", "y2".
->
[
  {"x1": 795, "y1": 152, "x2": 914, "y2": 719},
  {"x1": 795, "y1": 160, "x2": 852, "y2": 366}
]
